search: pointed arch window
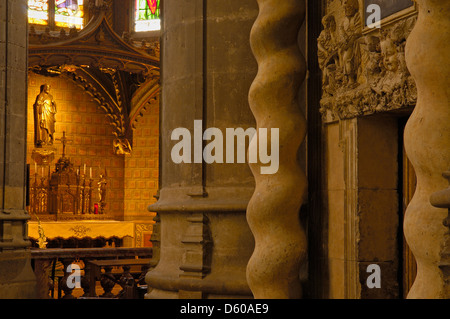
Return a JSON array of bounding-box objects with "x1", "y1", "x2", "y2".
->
[
  {"x1": 135, "y1": 0, "x2": 161, "y2": 32},
  {"x1": 28, "y1": 0, "x2": 85, "y2": 30}
]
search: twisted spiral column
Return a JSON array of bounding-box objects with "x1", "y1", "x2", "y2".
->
[
  {"x1": 246, "y1": 0, "x2": 307, "y2": 298},
  {"x1": 404, "y1": 0, "x2": 450, "y2": 298}
]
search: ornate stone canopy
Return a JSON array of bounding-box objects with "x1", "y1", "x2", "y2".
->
[{"x1": 28, "y1": 3, "x2": 160, "y2": 154}]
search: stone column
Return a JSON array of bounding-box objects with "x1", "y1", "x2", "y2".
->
[
  {"x1": 0, "y1": 0, "x2": 37, "y2": 298},
  {"x1": 246, "y1": 0, "x2": 307, "y2": 298},
  {"x1": 145, "y1": 0, "x2": 258, "y2": 298},
  {"x1": 430, "y1": 171, "x2": 450, "y2": 297},
  {"x1": 403, "y1": 0, "x2": 450, "y2": 299}
]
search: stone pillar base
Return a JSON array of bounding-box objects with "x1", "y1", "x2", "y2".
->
[
  {"x1": 145, "y1": 209, "x2": 254, "y2": 299},
  {"x1": 0, "y1": 250, "x2": 37, "y2": 299}
]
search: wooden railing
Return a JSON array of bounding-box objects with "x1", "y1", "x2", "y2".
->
[{"x1": 31, "y1": 247, "x2": 153, "y2": 299}]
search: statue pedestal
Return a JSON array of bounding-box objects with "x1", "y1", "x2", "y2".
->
[{"x1": 32, "y1": 147, "x2": 56, "y2": 165}]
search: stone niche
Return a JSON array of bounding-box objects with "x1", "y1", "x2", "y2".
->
[{"x1": 27, "y1": 73, "x2": 125, "y2": 220}]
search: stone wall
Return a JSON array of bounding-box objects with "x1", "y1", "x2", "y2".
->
[{"x1": 124, "y1": 99, "x2": 159, "y2": 222}]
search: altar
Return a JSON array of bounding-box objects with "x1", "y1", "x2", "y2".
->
[
  {"x1": 26, "y1": 82, "x2": 157, "y2": 251},
  {"x1": 28, "y1": 220, "x2": 153, "y2": 248}
]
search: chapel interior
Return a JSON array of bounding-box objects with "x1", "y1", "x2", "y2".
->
[{"x1": 0, "y1": 0, "x2": 449, "y2": 300}]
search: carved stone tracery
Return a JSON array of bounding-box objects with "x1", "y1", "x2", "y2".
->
[{"x1": 318, "y1": 0, "x2": 417, "y2": 122}]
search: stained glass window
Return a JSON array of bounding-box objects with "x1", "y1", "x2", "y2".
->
[
  {"x1": 28, "y1": 0, "x2": 84, "y2": 29},
  {"x1": 135, "y1": 0, "x2": 161, "y2": 32},
  {"x1": 55, "y1": 0, "x2": 84, "y2": 29},
  {"x1": 28, "y1": 0, "x2": 49, "y2": 26}
]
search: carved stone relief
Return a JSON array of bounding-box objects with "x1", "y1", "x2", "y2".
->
[{"x1": 318, "y1": 0, "x2": 417, "y2": 122}]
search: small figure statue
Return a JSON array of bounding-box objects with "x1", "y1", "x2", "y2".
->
[
  {"x1": 363, "y1": 35, "x2": 382, "y2": 85},
  {"x1": 318, "y1": 14, "x2": 340, "y2": 95},
  {"x1": 34, "y1": 84, "x2": 57, "y2": 148},
  {"x1": 113, "y1": 137, "x2": 132, "y2": 155},
  {"x1": 36, "y1": 217, "x2": 48, "y2": 249},
  {"x1": 318, "y1": 14, "x2": 338, "y2": 70},
  {"x1": 373, "y1": 36, "x2": 404, "y2": 95},
  {"x1": 98, "y1": 170, "x2": 107, "y2": 213},
  {"x1": 338, "y1": 0, "x2": 362, "y2": 87},
  {"x1": 380, "y1": 37, "x2": 400, "y2": 73},
  {"x1": 37, "y1": 225, "x2": 48, "y2": 249}
]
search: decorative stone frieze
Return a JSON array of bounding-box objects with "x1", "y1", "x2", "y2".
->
[{"x1": 318, "y1": 0, "x2": 417, "y2": 122}]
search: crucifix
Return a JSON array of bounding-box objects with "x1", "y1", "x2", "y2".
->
[{"x1": 55, "y1": 131, "x2": 72, "y2": 158}]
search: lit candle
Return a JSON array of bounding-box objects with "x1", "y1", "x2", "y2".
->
[
  {"x1": 41, "y1": 167, "x2": 44, "y2": 176},
  {"x1": 84, "y1": 164, "x2": 86, "y2": 175},
  {"x1": 90, "y1": 167, "x2": 92, "y2": 178}
]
